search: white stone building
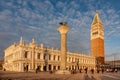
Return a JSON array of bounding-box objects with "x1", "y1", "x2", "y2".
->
[{"x1": 3, "y1": 37, "x2": 96, "y2": 72}]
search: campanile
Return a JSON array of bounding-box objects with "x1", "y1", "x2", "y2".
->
[{"x1": 90, "y1": 11, "x2": 104, "y2": 64}]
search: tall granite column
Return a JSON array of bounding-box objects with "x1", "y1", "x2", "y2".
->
[{"x1": 57, "y1": 22, "x2": 70, "y2": 70}]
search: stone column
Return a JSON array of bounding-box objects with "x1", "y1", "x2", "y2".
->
[
  {"x1": 40, "y1": 53, "x2": 43, "y2": 59},
  {"x1": 51, "y1": 65, "x2": 53, "y2": 71},
  {"x1": 32, "y1": 46, "x2": 35, "y2": 70},
  {"x1": 57, "y1": 22, "x2": 70, "y2": 70},
  {"x1": 30, "y1": 39, "x2": 36, "y2": 70},
  {"x1": 41, "y1": 64, "x2": 43, "y2": 71},
  {"x1": 21, "y1": 63, "x2": 23, "y2": 72},
  {"x1": 56, "y1": 65, "x2": 58, "y2": 70}
]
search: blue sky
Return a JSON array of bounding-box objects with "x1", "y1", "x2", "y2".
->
[{"x1": 0, "y1": 0, "x2": 120, "y2": 60}]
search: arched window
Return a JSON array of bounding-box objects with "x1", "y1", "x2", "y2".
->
[
  {"x1": 58, "y1": 56, "x2": 60, "y2": 61},
  {"x1": 44, "y1": 54, "x2": 46, "y2": 60},
  {"x1": 49, "y1": 54, "x2": 51, "y2": 60},
  {"x1": 24, "y1": 51, "x2": 28, "y2": 58},
  {"x1": 53, "y1": 55, "x2": 55, "y2": 60},
  {"x1": 37, "y1": 53, "x2": 40, "y2": 59}
]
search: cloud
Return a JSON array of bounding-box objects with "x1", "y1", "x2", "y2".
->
[
  {"x1": 0, "y1": 0, "x2": 120, "y2": 59},
  {"x1": 0, "y1": 0, "x2": 92, "y2": 56}
]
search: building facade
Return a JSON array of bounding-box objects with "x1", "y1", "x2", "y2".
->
[
  {"x1": 105, "y1": 60, "x2": 120, "y2": 70},
  {"x1": 90, "y1": 11, "x2": 105, "y2": 65},
  {"x1": 3, "y1": 38, "x2": 96, "y2": 72}
]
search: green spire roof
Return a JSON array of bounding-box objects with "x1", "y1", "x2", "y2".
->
[{"x1": 92, "y1": 11, "x2": 102, "y2": 25}]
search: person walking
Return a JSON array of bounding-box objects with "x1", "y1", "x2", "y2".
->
[
  {"x1": 79, "y1": 68, "x2": 82, "y2": 73},
  {"x1": 91, "y1": 69, "x2": 94, "y2": 74},
  {"x1": 97, "y1": 69, "x2": 99, "y2": 74},
  {"x1": 102, "y1": 68, "x2": 104, "y2": 74},
  {"x1": 115, "y1": 69, "x2": 117, "y2": 73},
  {"x1": 84, "y1": 67, "x2": 88, "y2": 74},
  {"x1": 36, "y1": 67, "x2": 38, "y2": 73}
]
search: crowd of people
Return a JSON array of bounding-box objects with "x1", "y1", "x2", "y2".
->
[
  {"x1": 106, "y1": 68, "x2": 118, "y2": 73},
  {"x1": 70, "y1": 67, "x2": 118, "y2": 74},
  {"x1": 23, "y1": 65, "x2": 118, "y2": 74}
]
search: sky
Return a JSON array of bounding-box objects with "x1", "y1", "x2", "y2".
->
[{"x1": 0, "y1": 0, "x2": 120, "y2": 60}]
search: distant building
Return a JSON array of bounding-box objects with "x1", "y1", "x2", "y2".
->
[
  {"x1": 3, "y1": 38, "x2": 96, "y2": 72},
  {"x1": 105, "y1": 60, "x2": 120, "y2": 70}
]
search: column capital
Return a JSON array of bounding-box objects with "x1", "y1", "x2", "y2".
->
[{"x1": 57, "y1": 22, "x2": 70, "y2": 34}]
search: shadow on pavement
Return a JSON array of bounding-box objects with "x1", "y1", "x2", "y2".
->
[
  {"x1": 100, "y1": 76, "x2": 119, "y2": 80},
  {"x1": 84, "y1": 74, "x2": 96, "y2": 80}
]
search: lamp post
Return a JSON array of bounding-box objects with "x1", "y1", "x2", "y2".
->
[
  {"x1": 75, "y1": 59, "x2": 79, "y2": 70},
  {"x1": 96, "y1": 57, "x2": 99, "y2": 70},
  {"x1": 113, "y1": 54, "x2": 115, "y2": 69}
]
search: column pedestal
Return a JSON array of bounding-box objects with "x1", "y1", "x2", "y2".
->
[{"x1": 55, "y1": 70, "x2": 71, "y2": 74}]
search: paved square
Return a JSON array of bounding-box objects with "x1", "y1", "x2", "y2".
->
[{"x1": 0, "y1": 70, "x2": 120, "y2": 80}]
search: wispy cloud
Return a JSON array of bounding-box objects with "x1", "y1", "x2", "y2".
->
[{"x1": 0, "y1": 0, "x2": 120, "y2": 59}]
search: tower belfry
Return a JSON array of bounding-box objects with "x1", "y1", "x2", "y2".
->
[{"x1": 90, "y1": 11, "x2": 105, "y2": 64}]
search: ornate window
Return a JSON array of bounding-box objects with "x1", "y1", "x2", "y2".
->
[
  {"x1": 58, "y1": 56, "x2": 60, "y2": 61},
  {"x1": 24, "y1": 51, "x2": 28, "y2": 58},
  {"x1": 44, "y1": 54, "x2": 45, "y2": 60},
  {"x1": 69, "y1": 57, "x2": 71, "y2": 62},
  {"x1": 37, "y1": 53, "x2": 40, "y2": 59},
  {"x1": 92, "y1": 32, "x2": 98, "y2": 35},
  {"x1": 49, "y1": 54, "x2": 51, "y2": 60},
  {"x1": 53, "y1": 55, "x2": 55, "y2": 60}
]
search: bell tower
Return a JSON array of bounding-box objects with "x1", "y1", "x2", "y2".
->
[{"x1": 90, "y1": 11, "x2": 104, "y2": 64}]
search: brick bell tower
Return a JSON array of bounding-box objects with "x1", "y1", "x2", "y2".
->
[{"x1": 90, "y1": 11, "x2": 105, "y2": 65}]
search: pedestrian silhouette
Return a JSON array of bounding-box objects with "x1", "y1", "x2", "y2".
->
[
  {"x1": 79, "y1": 68, "x2": 82, "y2": 73},
  {"x1": 97, "y1": 69, "x2": 99, "y2": 74},
  {"x1": 91, "y1": 69, "x2": 94, "y2": 74},
  {"x1": 84, "y1": 67, "x2": 88, "y2": 74},
  {"x1": 102, "y1": 68, "x2": 104, "y2": 74}
]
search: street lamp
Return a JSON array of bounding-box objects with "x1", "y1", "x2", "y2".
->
[
  {"x1": 96, "y1": 57, "x2": 99, "y2": 70},
  {"x1": 75, "y1": 59, "x2": 79, "y2": 70}
]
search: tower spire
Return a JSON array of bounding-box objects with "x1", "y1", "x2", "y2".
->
[{"x1": 92, "y1": 11, "x2": 102, "y2": 25}]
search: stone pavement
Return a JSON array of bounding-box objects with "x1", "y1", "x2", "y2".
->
[{"x1": 0, "y1": 70, "x2": 120, "y2": 80}]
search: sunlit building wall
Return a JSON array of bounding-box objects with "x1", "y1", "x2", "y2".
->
[{"x1": 3, "y1": 38, "x2": 96, "y2": 72}]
